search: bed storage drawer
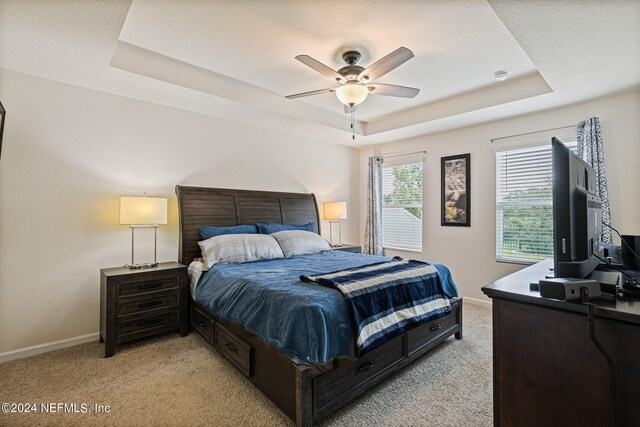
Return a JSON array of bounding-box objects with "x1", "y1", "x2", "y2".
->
[
  {"x1": 191, "y1": 306, "x2": 215, "y2": 344},
  {"x1": 215, "y1": 324, "x2": 253, "y2": 377},
  {"x1": 407, "y1": 310, "x2": 458, "y2": 356},
  {"x1": 313, "y1": 334, "x2": 404, "y2": 414}
]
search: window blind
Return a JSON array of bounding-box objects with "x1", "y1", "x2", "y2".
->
[
  {"x1": 382, "y1": 160, "x2": 423, "y2": 251},
  {"x1": 496, "y1": 141, "x2": 576, "y2": 263}
]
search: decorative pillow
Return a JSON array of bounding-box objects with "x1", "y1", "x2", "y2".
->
[
  {"x1": 198, "y1": 234, "x2": 284, "y2": 268},
  {"x1": 270, "y1": 230, "x2": 332, "y2": 257},
  {"x1": 200, "y1": 224, "x2": 258, "y2": 240},
  {"x1": 257, "y1": 222, "x2": 315, "y2": 234}
]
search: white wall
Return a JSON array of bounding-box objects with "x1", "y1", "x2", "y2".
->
[
  {"x1": 359, "y1": 90, "x2": 640, "y2": 302},
  {"x1": 0, "y1": 69, "x2": 360, "y2": 354},
  {"x1": 2, "y1": 67, "x2": 638, "y2": 355}
]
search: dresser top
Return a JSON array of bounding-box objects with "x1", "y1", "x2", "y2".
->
[
  {"x1": 482, "y1": 259, "x2": 640, "y2": 325},
  {"x1": 100, "y1": 262, "x2": 186, "y2": 277}
]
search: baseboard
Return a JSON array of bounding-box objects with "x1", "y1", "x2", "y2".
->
[
  {"x1": 0, "y1": 333, "x2": 100, "y2": 364},
  {"x1": 462, "y1": 296, "x2": 492, "y2": 307},
  {"x1": 1, "y1": 299, "x2": 491, "y2": 363}
]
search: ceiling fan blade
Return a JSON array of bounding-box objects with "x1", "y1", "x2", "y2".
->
[
  {"x1": 285, "y1": 88, "x2": 335, "y2": 99},
  {"x1": 367, "y1": 83, "x2": 420, "y2": 98},
  {"x1": 344, "y1": 105, "x2": 358, "y2": 114},
  {"x1": 295, "y1": 55, "x2": 346, "y2": 83},
  {"x1": 358, "y1": 47, "x2": 414, "y2": 82}
]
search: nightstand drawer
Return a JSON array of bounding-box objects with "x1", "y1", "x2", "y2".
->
[
  {"x1": 117, "y1": 292, "x2": 179, "y2": 317},
  {"x1": 117, "y1": 276, "x2": 179, "y2": 298},
  {"x1": 215, "y1": 324, "x2": 253, "y2": 377},
  {"x1": 118, "y1": 311, "x2": 178, "y2": 337}
]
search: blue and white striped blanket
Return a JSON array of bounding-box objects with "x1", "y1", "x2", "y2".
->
[{"x1": 300, "y1": 257, "x2": 451, "y2": 354}]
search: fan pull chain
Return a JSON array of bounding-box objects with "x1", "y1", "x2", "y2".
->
[{"x1": 351, "y1": 108, "x2": 355, "y2": 140}]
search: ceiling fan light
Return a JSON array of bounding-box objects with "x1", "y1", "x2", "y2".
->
[{"x1": 336, "y1": 84, "x2": 368, "y2": 107}]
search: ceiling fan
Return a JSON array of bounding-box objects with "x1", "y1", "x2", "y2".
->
[{"x1": 285, "y1": 47, "x2": 420, "y2": 114}]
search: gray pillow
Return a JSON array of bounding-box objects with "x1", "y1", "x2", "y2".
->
[
  {"x1": 270, "y1": 230, "x2": 332, "y2": 257},
  {"x1": 198, "y1": 234, "x2": 284, "y2": 268}
]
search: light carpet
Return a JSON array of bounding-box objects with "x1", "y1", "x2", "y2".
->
[{"x1": 0, "y1": 302, "x2": 492, "y2": 427}]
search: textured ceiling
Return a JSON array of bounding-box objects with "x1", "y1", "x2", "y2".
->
[
  {"x1": 119, "y1": 0, "x2": 537, "y2": 121},
  {"x1": 0, "y1": 0, "x2": 639, "y2": 146}
]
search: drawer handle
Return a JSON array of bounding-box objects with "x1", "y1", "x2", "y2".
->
[
  {"x1": 197, "y1": 320, "x2": 207, "y2": 327},
  {"x1": 137, "y1": 300, "x2": 162, "y2": 309},
  {"x1": 358, "y1": 361, "x2": 375, "y2": 373},
  {"x1": 430, "y1": 324, "x2": 442, "y2": 332},
  {"x1": 225, "y1": 342, "x2": 238, "y2": 353},
  {"x1": 139, "y1": 283, "x2": 162, "y2": 290},
  {"x1": 138, "y1": 318, "x2": 162, "y2": 327}
]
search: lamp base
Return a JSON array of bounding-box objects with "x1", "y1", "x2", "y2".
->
[
  {"x1": 328, "y1": 220, "x2": 343, "y2": 247},
  {"x1": 127, "y1": 225, "x2": 159, "y2": 270},
  {"x1": 125, "y1": 262, "x2": 158, "y2": 270}
]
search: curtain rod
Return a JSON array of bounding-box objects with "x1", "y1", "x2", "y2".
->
[
  {"x1": 381, "y1": 150, "x2": 426, "y2": 159},
  {"x1": 490, "y1": 124, "x2": 577, "y2": 143}
]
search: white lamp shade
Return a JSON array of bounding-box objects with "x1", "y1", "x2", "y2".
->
[
  {"x1": 324, "y1": 202, "x2": 347, "y2": 220},
  {"x1": 120, "y1": 196, "x2": 168, "y2": 225},
  {"x1": 336, "y1": 84, "x2": 368, "y2": 107}
]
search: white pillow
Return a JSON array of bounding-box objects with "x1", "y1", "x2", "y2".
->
[
  {"x1": 198, "y1": 234, "x2": 284, "y2": 268},
  {"x1": 270, "y1": 230, "x2": 332, "y2": 257}
]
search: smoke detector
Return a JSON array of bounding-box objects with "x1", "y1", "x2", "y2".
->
[{"x1": 494, "y1": 70, "x2": 509, "y2": 81}]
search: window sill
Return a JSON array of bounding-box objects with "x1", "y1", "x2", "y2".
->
[
  {"x1": 384, "y1": 246, "x2": 423, "y2": 254},
  {"x1": 496, "y1": 258, "x2": 540, "y2": 266}
]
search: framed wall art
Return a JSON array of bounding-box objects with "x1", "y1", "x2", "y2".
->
[{"x1": 441, "y1": 153, "x2": 470, "y2": 226}]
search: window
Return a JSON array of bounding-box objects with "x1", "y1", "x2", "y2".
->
[
  {"x1": 382, "y1": 160, "x2": 423, "y2": 251},
  {"x1": 496, "y1": 141, "x2": 576, "y2": 263}
]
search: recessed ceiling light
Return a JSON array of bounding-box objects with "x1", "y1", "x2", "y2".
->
[{"x1": 494, "y1": 70, "x2": 509, "y2": 81}]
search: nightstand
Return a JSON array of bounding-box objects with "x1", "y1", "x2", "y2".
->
[
  {"x1": 100, "y1": 262, "x2": 188, "y2": 357},
  {"x1": 332, "y1": 244, "x2": 362, "y2": 254}
]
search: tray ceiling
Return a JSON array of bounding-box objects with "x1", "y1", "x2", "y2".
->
[{"x1": 1, "y1": 0, "x2": 638, "y2": 146}]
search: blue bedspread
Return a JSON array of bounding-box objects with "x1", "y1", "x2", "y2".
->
[{"x1": 194, "y1": 251, "x2": 458, "y2": 363}]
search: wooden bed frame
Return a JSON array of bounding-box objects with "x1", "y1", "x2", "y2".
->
[{"x1": 176, "y1": 185, "x2": 463, "y2": 426}]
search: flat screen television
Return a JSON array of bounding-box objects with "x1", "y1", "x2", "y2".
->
[{"x1": 552, "y1": 137, "x2": 604, "y2": 278}]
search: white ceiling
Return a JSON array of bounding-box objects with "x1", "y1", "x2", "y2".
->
[
  {"x1": 1, "y1": 0, "x2": 639, "y2": 147},
  {"x1": 119, "y1": 0, "x2": 537, "y2": 121}
]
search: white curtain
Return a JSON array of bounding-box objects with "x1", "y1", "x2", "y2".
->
[
  {"x1": 577, "y1": 117, "x2": 612, "y2": 243},
  {"x1": 364, "y1": 156, "x2": 383, "y2": 255}
]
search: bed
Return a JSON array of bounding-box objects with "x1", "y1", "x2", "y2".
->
[{"x1": 176, "y1": 185, "x2": 463, "y2": 426}]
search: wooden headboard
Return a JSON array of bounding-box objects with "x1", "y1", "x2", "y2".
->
[{"x1": 175, "y1": 185, "x2": 321, "y2": 265}]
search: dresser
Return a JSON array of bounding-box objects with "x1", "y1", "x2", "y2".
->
[
  {"x1": 100, "y1": 262, "x2": 188, "y2": 357},
  {"x1": 482, "y1": 260, "x2": 640, "y2": 426}
]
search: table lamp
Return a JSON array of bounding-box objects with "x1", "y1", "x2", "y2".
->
[
  {"x1": 324, "y1": 201, "x2": 347, "y2": 247},
  {"x1": 120, "y1": 196, "x2": 168, "y2": 269}
]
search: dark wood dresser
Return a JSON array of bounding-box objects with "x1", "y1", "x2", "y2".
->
[
  {"x1": 100, "y1": 262, "x2": 188, "y2": 357},
  {"x1": 482, "y1": 260, "x2": 640, "y2": 426}
]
